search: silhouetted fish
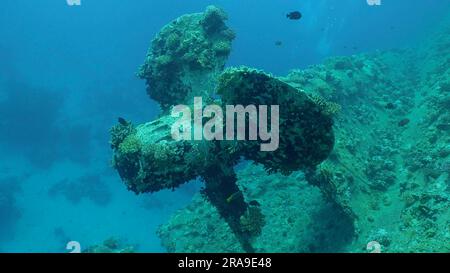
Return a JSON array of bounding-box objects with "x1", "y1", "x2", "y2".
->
[
  {"x1": 226, "y1": 191, "x2": 243, "y2": 203},
  {"x1": 275, "y1": 41, "x2": 283, "y2": 46},
  {"x1": 118, "y1": 117, "x2": 128, "y2": 126},
  {"x1": 385, "y1": 102, "x2": 396, "y2": 110},
  {"x1": 398, "y1": 118, "x2": 410, "y2": 127},
  {"x1": 287, "y1": 11, "x2": 302, "y2": 20},
  {"x1": 436, "y1": 123, "x2": 450, "y2": 131}
]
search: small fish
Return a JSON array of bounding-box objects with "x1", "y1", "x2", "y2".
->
[
  {"x1": 398, "y1": 118, "x2": 410, "y2": 127},
  {"x1": 385, "y1": 102, "x2": 396, "y2": 110},
  {"x1": 226, "y1": 191, "x2": 243, "y2": 203},
  {"x1": 275, "y1": 41, "x2": 283, "y2": 46},
  {"x1": 287, "y1": 11, "x2": 302, "y2": 20},
  {"x1": 118, "y1": 117, "x2": 128, "y2": 126},
  {"x1": 249, "y1": 200, "x2": 261, "y2": 207},
  {"x1": 436, "y1": 123, "x2": 450, "y2": 131}
]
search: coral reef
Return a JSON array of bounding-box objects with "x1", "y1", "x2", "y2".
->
[
  {"x1": 217, "y1": 67, "x2": 335, "y2": 174},
  {"x1": 110, "y1": 69, "x2": 335, "y2": 251},
  {"x1": 155, "y1": 17, "x2": 450, "y2": 253},
  {"x1": 111, "y1": 7, "x2": 335, "y2": 252},
  {"x1": 110, "y1": 7, "x2": 450, "y2": 253},
  {"x1": 157, "y1": 164, "x2": 354, "y2": 252},
  {"x1": 138, "y1": 5, "x2": 235, "y2": 111}
]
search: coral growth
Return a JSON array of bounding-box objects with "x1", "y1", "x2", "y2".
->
[
  {"x1": 217, "y1": 67, "x2": 335, "y2": 174},
  {"x1": 109, "y1": 7, "x2": 450, "y2": 253},
  {"x1": 155, "y1": 17, "x2": 450, "y2": 253},
  {"x1": 83, "y1": 238, "x2": 136, "y2": 253},
  {"x1": 138, "y1": 6, "x2": 235, "y2": 111},
  {"x1": 111, "y1": 8, "x2": 335, "y2": 252}
]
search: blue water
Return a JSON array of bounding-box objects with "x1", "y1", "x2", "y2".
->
[{"x1": 0, "y1": 0, "x2": 448, "y2": 252}]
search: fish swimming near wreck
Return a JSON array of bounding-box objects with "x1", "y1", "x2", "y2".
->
[
  {"x1": 287, "y1": 11, "x2": 302, "y2": 20},
  {"x1": 398, "y1": 118, "x2": 410, "y2": 127},
  {"x1": 385, "y1": 102, "x2": 396, "y2": 110},
  {"x1": 226, "y1": 191, "x2": 244, "y2": 204},
  {"x1": 118, "y1": 117, "x2": 128, "y2": 126}
]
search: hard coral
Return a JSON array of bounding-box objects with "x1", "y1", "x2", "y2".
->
[
  {"x1": 138, "y1": 6, "x2": 234, "y2": 111},
  {"x1": 201, "y1": 5, "x2": 228, "y2": 36},
  {"x1": 110, "y1": 120, "x2": 136, "y2": 150}
]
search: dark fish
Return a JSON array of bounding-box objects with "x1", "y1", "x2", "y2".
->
[
  {"x1": 398, "y1": 118, "x2": 410, "y2": 127},
  {"x1": 436, "y1": 123, "x2": 450, "y2": 131},
  {"x1": 249, "y1": 200, "x2": 261, "y2": 207},
  {"x1": 275, "y1": 41, "x2": 283, "y2": 46},
  {"x1": 226, "y1": 191, "x2": 243, "y2": 203},
  {"x1": 118, "y1": 117, "x2": 128, "y2": 126},
  {"x1": 385, "y1": 102, "x2": 396, "y2": 110},
  {"x1": 287, "y1": 11, "x2": 302, "y2": 20}
]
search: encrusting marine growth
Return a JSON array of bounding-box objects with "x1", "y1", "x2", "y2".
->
[
  {"x1": 137, "y1": 5, "x2": 235, "y2": 112},
  {"x1": 110, "y1": 6, "x2": 338, "y2": 252},
  {"x1": 111, "y1": 6, "x2": 450, "y2": 253},
  {"x1": 156, "y1": 15, "x2": 450, "y2": 252}
]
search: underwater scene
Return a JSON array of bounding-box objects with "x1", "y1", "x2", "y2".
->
[{"x1": 0, "y1": 0, "x2": 449, "y2": 253}]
